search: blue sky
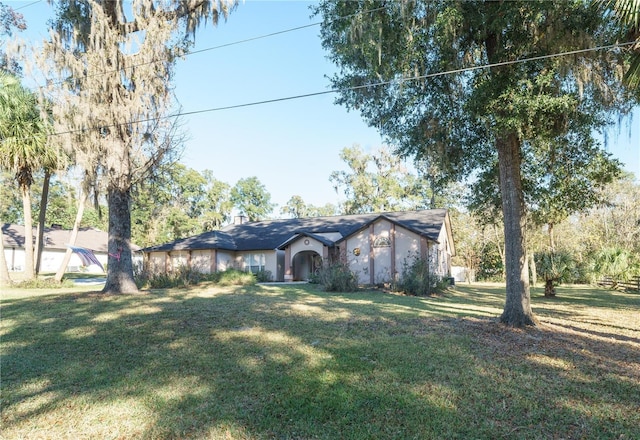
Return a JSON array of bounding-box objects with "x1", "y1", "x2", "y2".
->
[{"x1": 7, "y1": 0, "x2": 640, "y2": 212}]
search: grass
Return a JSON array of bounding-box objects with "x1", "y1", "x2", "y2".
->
[{"x1": 1, "y1": 282, "x2": 638, "y2": 439}]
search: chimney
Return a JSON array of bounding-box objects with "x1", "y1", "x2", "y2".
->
[{"x1": 234, "y1": 215, "x2": 247, "y2": 225}]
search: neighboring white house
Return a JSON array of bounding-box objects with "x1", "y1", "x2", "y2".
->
[
  {"x1": 141, "y1": 209, "x2": 455, "y2": 285},
  {"x1": 1, "y1": 224, "x2": 141, "y2": 273},
  {"x1": 451, "y1": 265, "x2": 476, "y2": 283}
]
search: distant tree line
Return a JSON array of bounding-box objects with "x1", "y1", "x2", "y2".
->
[
  {"x1": 453, "y1": 172, "x2": 640, "y2": 290},
  {"x1": 0, "y1": 144, "x2": 449, "y2": 248},
  {"x1": 3, "y1": 141, "x2": 638, "y2": 289}
]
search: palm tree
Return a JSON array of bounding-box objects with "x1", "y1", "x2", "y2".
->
[
  {"x1": 602, "y1": 0, "x2": 640, "y2": 87},
  {"x1": 535, "y1": 251, "x2": 576, "y2": 297},
  {"x1": 0, "y1": 72, "x2": 57, "y2": 280},
  {"x1": 591, "y1": 247, "x2": 639, "y2": 286}
]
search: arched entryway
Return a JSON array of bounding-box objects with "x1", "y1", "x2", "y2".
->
[{"x1": 292, "y1": 250, "x2": 323, "y2": 281}]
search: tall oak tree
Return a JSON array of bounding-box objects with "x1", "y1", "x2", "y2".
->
[
  {"x1": 41, "y1": 0, "x2": 236, "y2": 293},
  {"x1": 316, "y1": 0, "x2": 635, "y2": 326}
]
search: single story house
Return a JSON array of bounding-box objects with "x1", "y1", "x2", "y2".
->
[
  {"x1": 141, "y1": 209, "x2": 455, "y2": 285},
  {"x1": 1, "y1": 224, "x2": 141, "y2": 273}
]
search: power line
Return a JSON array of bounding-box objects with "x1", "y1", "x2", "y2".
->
[
  {"x1": 9, "y1": 3, "x2": 386, "y2": 130},
  {"x1": 187, "y1": 6, "x2": 386, "y2": 56},
  {"x1": 46, "y1": 40, "x2": 636, "y2": 138},
  {"x1": 13, "y1": 1, "x2": 42, "y2": 11},
  {"x1": 45, "y1": 6, "x2": 386, "y2": 86},
  {"x1": 195, "y1": 40, "x2": 637, "y2": 113}
]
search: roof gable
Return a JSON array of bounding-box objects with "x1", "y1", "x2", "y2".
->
[{"x1": 277, "y1": 231, "x2": 341, "y2": 249}]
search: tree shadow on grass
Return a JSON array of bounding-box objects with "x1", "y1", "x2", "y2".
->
[
  {"x1": 1, "y1": 284, "x2": 639, "y2": 439},
  {"x1": 535, "y1": 285, "x2": 639, "y2": 307},
  {"x1": 456, "y1": 316, "x2": 640, "y2": 438}
]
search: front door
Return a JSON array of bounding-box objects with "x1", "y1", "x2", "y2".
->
[{"x1": 292, "y1": 251, "x2": 321, "y2": 281}]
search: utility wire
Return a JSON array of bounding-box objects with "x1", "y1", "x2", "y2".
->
[
  {"x1": 8, "y1": 4, "x2": 386, "y2": 130},
  {"x1": 45, "y1": 40, "x2": 636, "y2": 138},
  {"x1": 13, "y1": 1, "x2": 42, "y2": 11},
  {"x1": 45, "y1": 6, "x2": 386, "y2": 86}
]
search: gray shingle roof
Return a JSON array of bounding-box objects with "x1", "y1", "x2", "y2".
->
[
  {"x1": 141, "y1": 209, "x2": 449, "y2": 253},
  {"x1": 142, "y1": 230, "x2": 237, "y2": 252}
]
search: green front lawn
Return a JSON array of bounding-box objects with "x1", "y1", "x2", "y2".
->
[{"x1": 1, "y1": 283, "x2": 638, "y2": 439}]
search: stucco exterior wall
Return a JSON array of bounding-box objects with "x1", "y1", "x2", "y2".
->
[
  {"x1": 437, "y1": 225, "x2": 452, "y2": 277},
  {"x1": 149, "y1": 250, "x2": 244, "y2": 274},
  {"x1": 169, "y1": 251, "x2": 189, "y2": 271},
  {"x1": 191, "y1": 250, "x2": 212, "y2": 274},
  {"x1": 344, "y1": 228, "x2": 371, "y2": 284},
  {"x1": 290, "y1": 237, "x2": 324, "y2": 260},
  {"x1": 148, "y1": 249, "x2": 285, "y2": 279},
  {"x1": 216, "y1": 251, "x2": 235, "y2": 272},
  {"x1": 149, "y1": 251, "x2": 166, "y2": 273},
  {"x1": 394, "y1": 227, "x2": 422, "y2": 276},
  {"x1": 264, "y1": 251, "x2": 280, "y2": 281}
]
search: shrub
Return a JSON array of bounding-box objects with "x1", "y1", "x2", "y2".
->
[
  {"x1": 254, "y1": 270, "x2": 273, "y2": 283},
  {"x1": 213, "y1": 269, "x2": 257, "y2": 286},
  {"x1": 137, "y1": 265, "x2": 204, "y2": 289},
  {"x1": 135, "y1": 267, "x2": 256, "y2": 289},
  {"x1": 308, "y1": 272, "x2": 321, "y2": 284},
  {"x1": 14, "y1": 277, "x2": 75, "y2": 289},
  {"x1": 317, "y1": 261, "x2": 359, "y2": 292},
  {"x1": 395, "y1": 255, "x2": 446, "y2": 296},
  {"x1": 535, "y1": 250, "x2": 576, "y2": 297},
  {"x1": 587, "y1": 247, "x2": 640, "y2": 285},
  {"x1": 476, "y1": 242, "x2": 504, "y2": 281}
]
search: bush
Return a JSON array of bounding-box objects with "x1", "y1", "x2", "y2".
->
[
  {"x1": 214, "y1": 269, "x2": 257, "y2": 286},
  {"x1": 587, "y1": 247, "x2": 640, "y2": 284},
  {"x1": 137, "y1": 265, "x2": 204, "y2": 289},
  {"x1": 534, "y1": 250, "x2": 576, "y2": 297},
  {"x1": 135, "y1": 267, "x2": 256, "y2": 289},
  {"x1": 476, "y1": 242, "x2": 504, "y2": 281},
  {"x1": 317, "y1": 261, "x2": 359, "y2": 292},
  {"x1": 13, "y1": 277, "x2": 75, "y2": 289},
  {"x1": 254, "y1": 270, "x2": 273, "y2": 283},
  {"x1": 308, "y1": 272, "x2": 321, "y2": 284},
  {"x1": 395, "y1": 255, "x2": 446, "y2": 296}
]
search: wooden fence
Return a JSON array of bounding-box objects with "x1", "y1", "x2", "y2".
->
[{"x1": 598, "y1": 276, "x2": 640, "y2": 292}]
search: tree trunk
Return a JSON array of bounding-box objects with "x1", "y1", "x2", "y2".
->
[
  {"x1": 496, "y1": 133, "x2": 537, "y2": 327},
  {"x1": 544, "y1": 279, "x2": 556, "y2": 297},
  {"x1": 35, "y1": 169, "x2": 52, "y2": 275},
  {"x1": 54, "y1": 189, "x2": 87, "y2": 283},
  {"x1": 529, "y1": 252, "x2": 537, "y2": 287},
  {"x1": 482, "y1": 25, "x2": 536, "y2": 326},
  {"x1": 102, "y1": 186, "x2": 138, "y2": 294},
  {"x1": 20, "y1": 183, "x2": 35, "y2": 280},
  {"x1": 493, "y1": 224, "x2": 506, "y2": 281},
  {"x1": 0, "y1": 223, "x2": 12, "y2": 286}
]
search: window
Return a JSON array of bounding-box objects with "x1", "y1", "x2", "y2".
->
[
  {"x1": 373, "y1": 236, "x2": 391, "y2": 247},
  {"x1": 244, "y1": 253, "x2": 265, "y2": 273}
]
